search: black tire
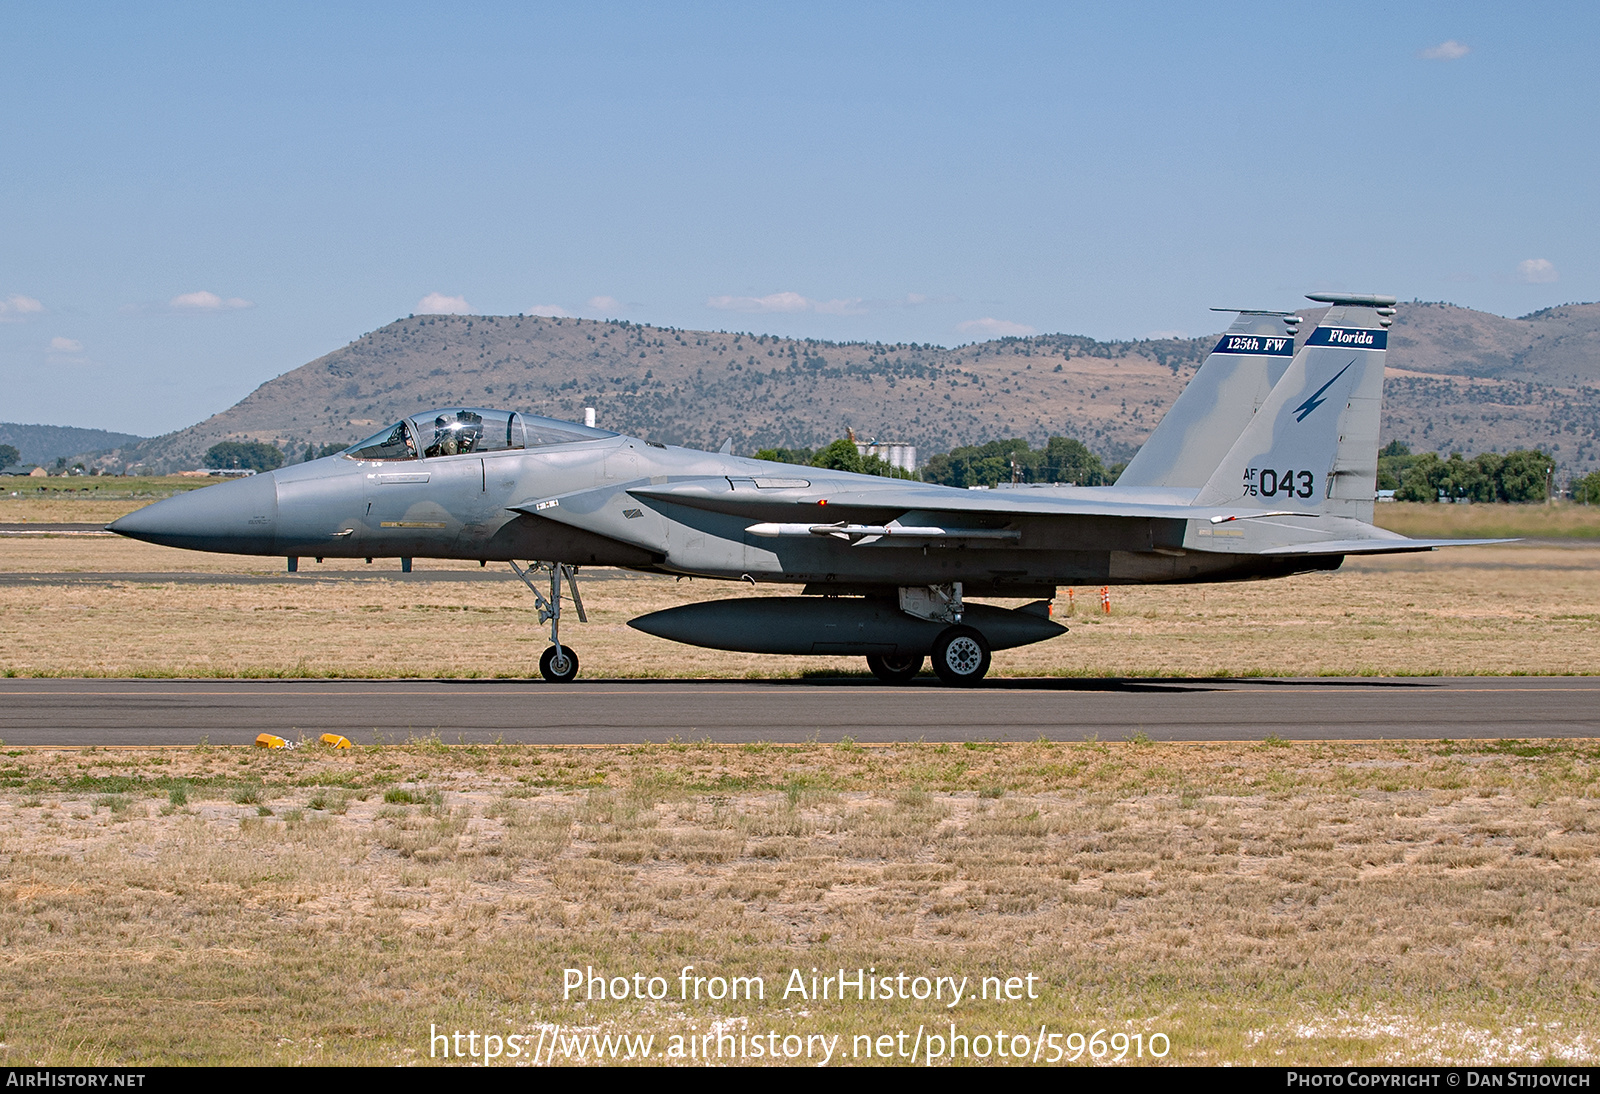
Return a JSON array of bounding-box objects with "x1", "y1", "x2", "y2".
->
[
  {"x1": 866, "y1": 652, "x2": 924, "y2": 684},
  {"x1": 931, "y1": 626, "x2": 991, "y2": 686},
  {"x1": 539, "y1": 645, "x2": 580, "y2": 683}
]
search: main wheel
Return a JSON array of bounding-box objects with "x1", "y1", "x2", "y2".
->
[
  {"x1": 539, "y1": 645, "x2": 580, "y2": 683},
  {"x1": 931, "y1": 626, "x2": 991, "y2": 686},
  {"x1": 866, "y1": 652, "x2": 924, "y2": 685}
]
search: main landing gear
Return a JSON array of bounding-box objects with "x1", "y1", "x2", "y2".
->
[
  {"x1": 866, "y1": 652, "x2": 924, "y2": 685},
  {"x1": 510, "y1": 561, "x2": 586, "y2": 682},
  {"x1": 930, "y1": 625, "x2": 991, "y2": 687},
  {"x1": 863, "y1": 581, "x2": 994, "y2": 687},
  {"x1": 863, "y1": 628, "x2": 992, "y2": 686}
]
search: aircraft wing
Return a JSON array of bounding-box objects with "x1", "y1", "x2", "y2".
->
[
  {"x1": 513, "y1": 477, "x2": 1514, "y2": 558},
  {"x1": 624, "y1": 476, "x2": 1263, "y2": 523}
]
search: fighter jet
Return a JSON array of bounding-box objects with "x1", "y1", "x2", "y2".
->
[{"x1": 110, "y1": 293, "x2": 1500, "y2": 685}]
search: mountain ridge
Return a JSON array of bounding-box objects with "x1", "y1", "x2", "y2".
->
[
  {"x1": 0, "y1": 423, "x2": 148, "y2": 468},
  {"x1": 75, "y1": 300, "x2": 1600, "y2": 477}
]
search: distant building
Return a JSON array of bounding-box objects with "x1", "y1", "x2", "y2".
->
[{"x1": 855, "y1": 440, "x2": 917, "y2": 472}]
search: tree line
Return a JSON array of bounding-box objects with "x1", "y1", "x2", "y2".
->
[
  {"x1": 204, "y1": 441, "x2": 346, "y2": 472},
  {"x1": 754, "y1": 440, "x2": 917, "y2": 479},
  {"x1": 756, "y1": 435, "x2": 1118, "y2": 486},
  {"x1": 921, "y1": 436, "x2": 1120, "y2": 487},
  {"x1": 1377, "y1": 442, "x2": 1555, "y2": 503}
]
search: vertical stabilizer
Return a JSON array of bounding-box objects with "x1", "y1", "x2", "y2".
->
[
  {"x1": 1118, "y1": 311, "x2": 1298, "y2": 488},
  {"x1": 1193, "y1": 293, "x2": 1395, "y2": 523}
]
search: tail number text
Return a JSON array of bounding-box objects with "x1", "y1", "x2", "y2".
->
[{"x1": 1242, "y1": 468, "x2": 1315, "y2": 499}]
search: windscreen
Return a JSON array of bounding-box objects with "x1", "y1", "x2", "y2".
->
[
  {"x1": 343, "y1": 421, "x2": 416, "y2": 460},
  {"x1": 348, "y1": 409, "x2": 615, "y2": 461}
]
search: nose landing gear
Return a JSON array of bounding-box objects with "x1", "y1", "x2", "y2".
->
[
  {"x1": 510, "y1": 561, "x2": 586, "y2": 682},
  {"x1": 539, "y1": 644, "x2": 579, "y2": 683}
]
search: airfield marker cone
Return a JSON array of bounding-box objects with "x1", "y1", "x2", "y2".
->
[
  {"x1": 319, "y1": 733, "x2": 352, "y2": 749},
  {"x1": 1067, "y1": 587, "x2": 1075, "y2": 615},
  {"x1": 1100, "y1": 586, "x2": 1111, "y2": 614},
  {"x1": 255, "y1": 733, "x2": 289, "y2": 749}
]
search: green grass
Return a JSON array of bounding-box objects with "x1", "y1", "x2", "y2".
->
[{"x1": 1373, "y1": 500, "x2": 1600, "y2": 539}]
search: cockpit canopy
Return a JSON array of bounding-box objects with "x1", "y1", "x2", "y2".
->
[{"x1": 343, "y1": 408, "x2": 616, "y2": 461}]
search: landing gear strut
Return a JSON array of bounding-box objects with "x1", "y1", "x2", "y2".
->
[
  {"x1": 510, "y1": 561, "x2": 586, "y2": 682},
  {"x1": 898, "y1": 580, "x2": 990, "y2": 686}
]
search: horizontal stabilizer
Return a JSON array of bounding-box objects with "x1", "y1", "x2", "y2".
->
[{"x1": 1258, "y1": 537, "x2": 1518, "y2": 556}]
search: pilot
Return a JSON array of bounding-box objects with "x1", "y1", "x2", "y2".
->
[{"x1": 432, "y1": 416, "x2": 459, "y2": 457}]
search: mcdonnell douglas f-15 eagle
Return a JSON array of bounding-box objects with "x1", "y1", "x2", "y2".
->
[{"x1": 110, "y1": 293, "x2": 1501, "y2": 685}]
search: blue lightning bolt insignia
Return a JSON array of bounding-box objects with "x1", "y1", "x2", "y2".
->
[{"x1": 1293, "y1": 361, "x2": 1353, "y2": 422}]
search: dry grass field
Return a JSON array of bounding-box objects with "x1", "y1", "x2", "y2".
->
[
  {"x1": 0, "y1": 739, "x2": 1594, "y2": 1066},
  {"x1": 2, "y1": 529, "x2": 1598, "y2": 679},
  {"x1": 3, "y1": 499, "x2": 1599, "y2": 1065},
  {"x1": 1, "y1": 477, "x2": 210, "y2": 524}
]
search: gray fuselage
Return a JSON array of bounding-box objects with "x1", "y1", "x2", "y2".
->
[{"x1": 110, "y1": 427, "x2": 1342, "y2": 596}]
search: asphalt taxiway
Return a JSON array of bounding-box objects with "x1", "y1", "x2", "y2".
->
[{"x1": 0, "y1": 677, "x2": 1594, "y2": 746}]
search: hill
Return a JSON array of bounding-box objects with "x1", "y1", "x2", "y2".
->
[
  {"x1": 0, "y1": 423, "x2": 147, "y2": 468},
  {"x1": 93, "y1": 301, "x2": 1600, "y2": 476}
]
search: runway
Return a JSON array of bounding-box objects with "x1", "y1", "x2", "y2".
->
[{"x1": 0, "y1": 676, "x2": 1595, "y2": 746}]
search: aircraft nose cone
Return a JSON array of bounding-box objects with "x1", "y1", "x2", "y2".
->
[{"x1": 108, "y1": 472, "x2": 279, "y2": 554}]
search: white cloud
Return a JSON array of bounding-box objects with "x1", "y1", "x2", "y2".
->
[
  {"x1": 48, "y1": 336, "x2": 83, "y2": 352},
  {"x1": 585, "y1": 295, "x2": 624, "y2": 314},
  {"x1": 525, "y1": 303, "x2": 572, "y2": 318},
  {"x1": 706, "y1": 290, "x2": 868, "y2": 316},
  {"x1": 1516, "y1": 258, "x2": 1558, "y2": 284},
  {"x1": 707, "y1": 291, "x2": 813, "y2": 313},
  {"x1": 416, "y1": 292, "x2": 474, "y2": 315},
  {"x1": 170, "y1": 290, "x2": 252, "y2": 310},
  {"x1": 704, "y1": 290, "x2": 941, "y2": 317},
  {"x1": 956, "y1": 317, "x2": 1037, "y2": 338},
  {"x1": 0, "y1": 294, "x2": 45, "y2": 321},
  {"x1": 1420, "y1": 40, "x2": 1470, "y2": 60}
]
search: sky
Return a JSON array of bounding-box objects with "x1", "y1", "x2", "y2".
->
[{"x1": 2, "y1": 2, "x2": 1596, "y2": 435}]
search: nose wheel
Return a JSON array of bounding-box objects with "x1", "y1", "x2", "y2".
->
[
  {"x1": 539, "y1": 645, "x2": 580, "y2": 683},
  {"x1": 510, "y1": 561, "x2": 587, "y2": 683}
]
